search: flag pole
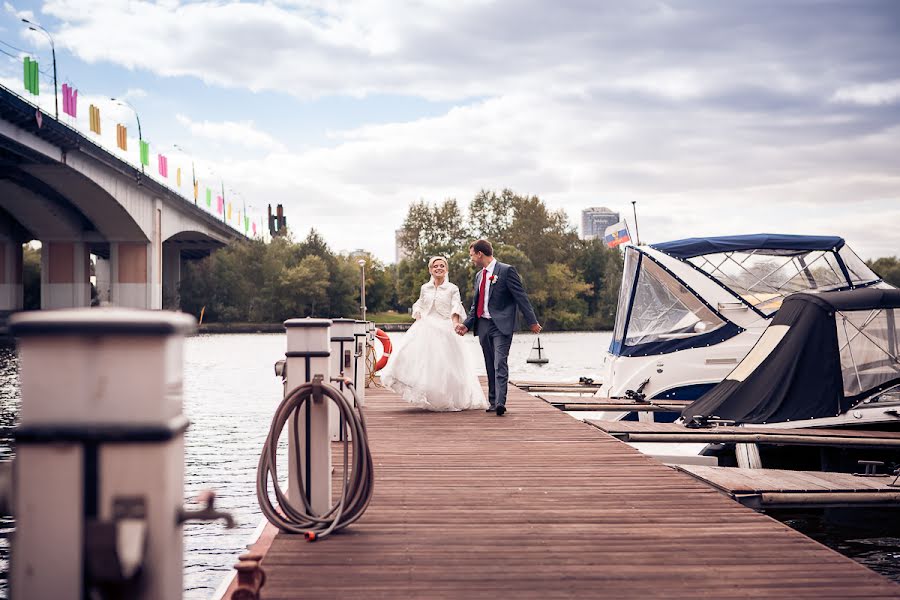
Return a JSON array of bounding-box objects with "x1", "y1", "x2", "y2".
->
[{"x1": 631, "y1": 200, "x2": 641, "y2": 245}]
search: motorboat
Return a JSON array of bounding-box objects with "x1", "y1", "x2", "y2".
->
[{"x1": 598, "y1": 234, "x2": 892, "y2": 411}]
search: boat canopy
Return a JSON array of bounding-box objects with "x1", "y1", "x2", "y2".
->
[
  {"x1": 652, "y1": 234, "x2": 880, "y2": 316},
  {"x1": 652, "y1": 234, "x2": 845, "y2": 259},
  {"x1": 682, "y1": 288, "x2": 900, "y2": 426}
]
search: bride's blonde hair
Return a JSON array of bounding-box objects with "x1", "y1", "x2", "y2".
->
[{"x1": 428, "y1": 255, "x2": 449, "y2": 270}]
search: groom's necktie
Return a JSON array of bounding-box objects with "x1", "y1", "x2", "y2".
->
[{"x1": 477, "y1": 269, "x2": 488, "y2": 317}]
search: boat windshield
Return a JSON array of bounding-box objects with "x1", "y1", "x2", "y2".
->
[
  {"x1": 836, "y1": 307, "x2": 900, "y2": 400},
  {"x1": 687, "y1": 249, "x2": 879, "y2": 316},
  {"x1": 625, "y1": 255, "x2": 726, "y2": 346},
  {"x1": 610, "y1": 247, "x2": 729, "y2": 357}
]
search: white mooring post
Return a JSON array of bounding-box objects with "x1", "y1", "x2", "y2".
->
[
  {"x1": 284, "y1": 318, "x2": 332, "y2": 514},
  {"x1": 329, "y1": 318, "x2": 356, "y2": 441},
  {"x1": 9, "y1": 308, "x2": 195, "y2": 600},
  {"x1": 353, "y1": 320, "x2": 367, "y2": 407}
]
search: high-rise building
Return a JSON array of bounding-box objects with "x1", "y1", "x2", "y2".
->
[{"x1": 581, "y1": 207, "x2": 620, "y2": 240}]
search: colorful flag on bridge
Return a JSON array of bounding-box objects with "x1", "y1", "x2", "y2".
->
[
  {"x1": 206, "y1": 188, "x2": 212, "y2": 208},
  {"x1": 23, "y1": 57, "x2": 39, "y2": 95},
  {"x1": 140, "y1": 140, "x2": 150, "y2": 166},
  {"x1": 158, "y1": 154, "x2": 168, "y2": 177},
  {"x1": 89, "y1": 105, "x2": 101, "y2": 134},
  {"x1": 62, "y1": 84, "x2": 78, "y2": 117},
  {"x1": 604, "y1": 221, "x2": 631, "y2": 248},
  {"x1": 176, "y1": 167, "x2": 182, "y2": 187},
  {"x1": 116, "y1": 124, "x2": 127, "y2": 151}
]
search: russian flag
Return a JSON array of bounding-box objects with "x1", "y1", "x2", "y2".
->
[{"x1": 604, "y1": 221, "x2": 631, "y2": 248}]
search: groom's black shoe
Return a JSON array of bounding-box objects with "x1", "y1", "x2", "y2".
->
[
  {"x1": 485, "y1": 405, "x2": 497, "y2": 412},
  {"x1": 496, "y1": 405, "x2": 507, "y2": 416}
]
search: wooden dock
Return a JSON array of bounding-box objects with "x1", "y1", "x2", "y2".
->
[
  {"x1": 587, "y1": 420, "x2": 900, "y2": 448},
  {"x1": 230, "y1": 382, "x2": 900, "y2": 599},
  {"x1": 677, "y1": 465, "x2": 900, "y2": 509},
  {"x1": 540, "y1": 394, "x2": 691, "y2": 412}
]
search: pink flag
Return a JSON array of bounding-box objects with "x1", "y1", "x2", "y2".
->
[
  {"x1": 252, "y1": 221, "x2": 257, "y2": 235},
  {"x1": 216, "y1": 195, "x2": 223, "y2": 213},
  {"x1": 158, "y1": 155, "x2": 168, "y2": 177},
  {"x1": 62, "y1": 84, "x2": 78, "y2": 118}
]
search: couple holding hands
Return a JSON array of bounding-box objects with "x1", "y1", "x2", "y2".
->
[{"x1": 381, "y1": 239, "x2": 541, "y2": 416}]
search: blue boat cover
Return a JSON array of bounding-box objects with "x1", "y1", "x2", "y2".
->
[{"x1": 652, "y1": 234, "x2": 845, "y2": 259}]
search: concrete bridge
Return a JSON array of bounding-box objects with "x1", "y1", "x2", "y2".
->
[{"x1": 0, "y1": 84, "x2": 242, "y2": 313}]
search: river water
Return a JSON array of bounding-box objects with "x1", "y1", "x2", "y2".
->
[{"x1": 0, "y1": 331, "x2": 897, "y2": 597}]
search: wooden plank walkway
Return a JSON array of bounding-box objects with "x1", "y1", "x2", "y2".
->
[
  {"x1": 540, "y1": 394, "x2": 691, "y2": 412},
  {"x1": 248, "y1": 382, "x2": 900, "y2": 599},
  {"x1": 587, "y1": 420, "x2": 900, "y2": 448},
  {"x1": 676, "y1": 465, "x2": 900, "y2": 509}
]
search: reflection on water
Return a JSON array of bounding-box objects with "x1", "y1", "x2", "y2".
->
[
  {"x1": 0, "y1": 346, "x2": 18, "y2": 598},
  {"x1": 0, "y1": 332, "x2": 897, "y2": 598}
]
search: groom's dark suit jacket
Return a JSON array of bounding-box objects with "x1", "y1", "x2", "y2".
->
[{"x1": 463, "y1": 261, "x2": 538, "y2": 336}]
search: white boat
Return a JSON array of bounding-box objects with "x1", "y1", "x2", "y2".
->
[{"x1": 598, "y1": 234, "x2": 892, "y2": 411}]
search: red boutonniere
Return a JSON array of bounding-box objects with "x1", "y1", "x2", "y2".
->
[{"x1": 488, "y1": 274, "x2": 499, "y2": 284}]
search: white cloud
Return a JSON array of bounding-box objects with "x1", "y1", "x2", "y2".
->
[
  {"x1": 831, "y1": 80, "x2": 900, "y2": 106},
  {"x1": 3, "y1": 2, "x2": 897, "y2": 262},
  {"x1": 175, "y1": 114, "x2": 286, "y2": 151}
]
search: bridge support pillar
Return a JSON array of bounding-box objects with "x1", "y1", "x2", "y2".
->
[
  {"x1": 110, "y1": 242, "x2": 155, "y2": 309},
  {"x1": 0, "y1": 240, "x2": 23, "y2": 311},
  {"x1": 41, "y1": 241, "x2": 90, "y2": 309},
  {"x1": 162, "y1": 244, "x2": 181, "y2": 310},
  {"x1": 94, "y1": 257, "x2": 111, "y2": 305}
]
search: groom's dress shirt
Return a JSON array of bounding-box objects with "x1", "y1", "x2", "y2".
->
[{"x1": 481, "y1": 259, "x2": 497, "y2": 319}]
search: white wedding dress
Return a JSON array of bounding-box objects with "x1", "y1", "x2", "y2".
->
[{"x1": 381, "y1": 278, "x2": 488, "y2": 411}]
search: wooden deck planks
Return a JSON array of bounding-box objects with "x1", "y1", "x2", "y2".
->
[{"x1": 252, "y1": 382, "x2": 900, "y2": 599}]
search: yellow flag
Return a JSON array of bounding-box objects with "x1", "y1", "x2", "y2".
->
[
  {"x1": 116, "y1": 124, "x2": 127, "y2": 150},
  {"x1": 227, "y1": 202, "x2": 232, "y2": 220},
  {"x1": 89, "y1": 105, "x2": 101, "y2": 134},
  {"x1": 176, "y1": 167, "x2": 182, "y2": 187}
]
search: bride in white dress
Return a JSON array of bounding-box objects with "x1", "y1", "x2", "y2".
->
[{"x1": 381, "y1": 256, "x2": 488, "y2": 411}]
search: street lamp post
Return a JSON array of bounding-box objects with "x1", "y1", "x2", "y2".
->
[
  {"x1": 22, "y1": 19, "x2": 57, "y2": 120},
  {"x1": 358, "y1": 259, "x2": 367, "y2": 322},
  {"x1": 111, "y1": 97, "x2": 143, "y2": 175}
]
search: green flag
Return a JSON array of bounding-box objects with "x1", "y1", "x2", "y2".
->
[
  {"x1": 23, "y1": 57, "x2": 39, "y2": 95},
  {"x1": 206, "y1": 188, "x2": 212, "y2": 207},
  {"x1": 140, "y1": 140, "x2": 150, "y2": 166}
]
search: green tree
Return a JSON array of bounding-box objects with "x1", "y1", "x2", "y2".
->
[
  {"x1": 468, "y1": 189, "x2": 515, "y2": 243},
  {"x1": 575, "y1": 239, "x2": 624, "y2": 328},
  {"x1": 868, "y1": 256, "x2": 900, "y2": 287},
  {"x1": 528, "y1": 262, "x2": 592, "y2": 330},
  {"x1": 273, "y1": 255, "x2": 330, "y2": 317}
]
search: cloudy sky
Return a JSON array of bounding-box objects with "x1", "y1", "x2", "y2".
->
[{"x1": 1, "y1": 1, "x2": 898, "y2": 261}]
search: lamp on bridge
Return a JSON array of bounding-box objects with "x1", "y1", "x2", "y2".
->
[
  {"x1": 111, "y1": 97, "x2": 143, "y2": 175},
  {"x1": 22, "y1": 19, "x2": 57, "y2": 120}
]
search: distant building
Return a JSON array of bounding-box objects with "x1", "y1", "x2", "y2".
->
[
  {"x1": 581, "y1": 207, "x2": 620, "y2": 240},
  {"x1": 395, "y1": 229, "x2": 410, "y2": 264}
]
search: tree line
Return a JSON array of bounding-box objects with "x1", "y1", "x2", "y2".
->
[
  {"x1": 180, "y1": 189, "x2": 625, "y2": 329},
  {"x1": 14, "y1": 196, "x2": 900, "y2": 331}
]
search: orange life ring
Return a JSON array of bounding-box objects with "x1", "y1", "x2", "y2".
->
[{"x1": 374, "y1": 328, "x2": 392, "y2": 372}]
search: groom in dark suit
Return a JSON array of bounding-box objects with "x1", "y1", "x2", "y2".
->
[{"x1": 456, "y1": 239, "x2": 541, "y2": 416}]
